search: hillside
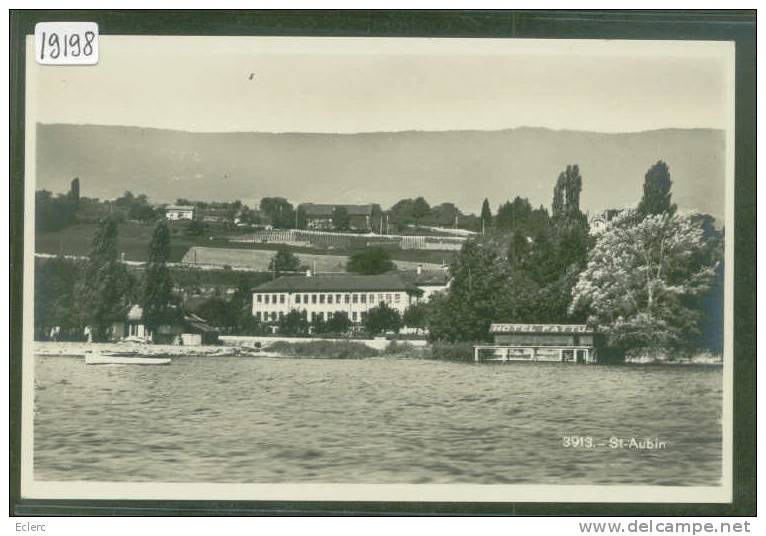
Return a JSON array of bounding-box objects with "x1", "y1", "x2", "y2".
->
[{"x1": 35, "y1": 124, "x2": 726, "y2": 219}]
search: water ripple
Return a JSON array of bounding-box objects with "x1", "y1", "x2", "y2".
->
[{"x1": 33, "y1": 355, "x2": 722, "y2": 485}]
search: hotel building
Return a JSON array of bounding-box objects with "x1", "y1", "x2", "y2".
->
[{"x1": 252, "y1": 272, "x2": 448, "y2": 325}]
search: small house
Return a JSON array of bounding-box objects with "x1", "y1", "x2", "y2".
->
[{"x1": 165, "y1": 205, "x2": 195, "y2": 221}]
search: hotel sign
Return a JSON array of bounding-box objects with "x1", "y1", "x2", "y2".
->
[{"x1": 490, "y1": 323, "x2": 591, "y2": 334}]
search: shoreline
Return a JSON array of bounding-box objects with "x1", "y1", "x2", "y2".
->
[{"x1": 33, "y1": 340, "x2": 723, "y2": 365}]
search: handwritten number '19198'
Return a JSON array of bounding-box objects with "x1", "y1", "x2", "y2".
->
[{"x1": 39, "y1": 31, "x2": 95, "y2": 60}]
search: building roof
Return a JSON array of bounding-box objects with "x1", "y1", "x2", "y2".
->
[
  {"x1": 399, "y1": 270, "x2": 450, "y2": 287},
  {"x1": 126, "y1": 304, "x2": 144, "y2": 322},
  {"x1": 490, "y1": 323, "x2": 593, "y2": 334},
  {"x1": 254, "y1": 274, "x2": 415, "y2": 293},
  {"x1": 165, "y1": 205, "x2": 195, "y2": 211},
  {"x1": 120, "y1": 304, "x2": 217, "y2": 334},
  {"x1": 184, "y1": 313, "x2": 219, "y2": 334},
  {"x1": 299, "y1": 203, "x2": 373, "y2": 217}
]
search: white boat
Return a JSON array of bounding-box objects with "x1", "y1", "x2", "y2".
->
[{"x1": 84, "y1": 350, "x2": 171, "y2": 366}]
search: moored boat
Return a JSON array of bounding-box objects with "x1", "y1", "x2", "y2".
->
[{"x1": 84, "y1": 350, "x2": 171, "y2": 365}]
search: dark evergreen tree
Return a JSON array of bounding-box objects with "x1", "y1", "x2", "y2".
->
[
  {"x1": 331, "y1": 206, "x2": 350, "y2": 231},
  {"x1": 496, "y1": 197, "x2": 533, "y2": 232},
  {"x1": 507, "y1": 231, "x2": 530, "y2": 269},
  {"x1": 637, "y1": 160, "x2": 676, "y2": 217}
]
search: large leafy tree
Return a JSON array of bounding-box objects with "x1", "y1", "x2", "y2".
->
[
  {"x1": 364, "y1": 302, "x2": 402, "y2": 336},
  {"x1": 269, "y1": 246, "x2": 301, "y2": 275},
  {"x1": 34, "y1": 257, "x2": 82, "y2": 339},
  {"x1": 347, "y1": 247, "x2": 395, "y2": 275},
  {"x1": 35, "y1": 179, "x2": 80, "y2": 232},
  {"x1": 325, "y1": 312, "x2": 352, "y2": 334},
  {"x1": 637, "y1": 160, "x2": 676, "y2": 217},
  {"x1": 195, "y1": 296, "x2": 236, "y2": 329},
  {"x1": 279, "y1": 310, "x2": 309, "y2": 336},
  {"x1": 570, "y1": 210, "x2": 719, "y2": 358},
  {"x1": 402, "y1": 301, "x2": 430, "y2": 334},
  {"x1": 141, "y1": 220, "x2": 180, "y2": 334},
  {"x1": 411, "y1": 197, "x2": 431, "y2": 225},
  {"x1": 260, "y1": 197, "x2": 295, "y2": 229},
  {"x1": 427, "y1": 241, "x2": 509, "y2": 342},
  {"x1": 430, "y1": 202, "x2": 462, "y2": 227}
]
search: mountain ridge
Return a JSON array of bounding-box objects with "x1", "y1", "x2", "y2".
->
[{"x1": 35, "y1": 123, "x2": 726, "y2": 219}]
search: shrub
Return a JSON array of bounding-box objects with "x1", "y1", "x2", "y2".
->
[
  {"x1": 268, "y1": 340, "x2": 380, "y2": 359},
  {"x1": 428, "y1": 341, "x2": 475, "y2": 361},
  {"x1": 381, "y1": 341, "x2": 428, "y2": 358}
]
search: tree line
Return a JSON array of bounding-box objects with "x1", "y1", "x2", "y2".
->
[{"x1": 422, "y1": 161, "x2": 724, "y2": 359}]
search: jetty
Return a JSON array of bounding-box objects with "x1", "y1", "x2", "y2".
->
[{"x1": 473, "y1": 323, "x2": 601, "y2": 363}]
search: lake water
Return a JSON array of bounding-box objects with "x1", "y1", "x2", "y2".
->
[{"x1": 33, "y1": 355, "x2": 722, "y2": 485}]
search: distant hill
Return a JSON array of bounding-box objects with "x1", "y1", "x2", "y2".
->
[{"x1": 35, "y1": 124, "x2": 726, "y2": 219}]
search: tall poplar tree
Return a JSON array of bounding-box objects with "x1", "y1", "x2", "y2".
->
[
  {"x1": 480, "y1": 198, "x2": 493, "y2": 229},
  {"x1": 141, "y1": 220, "x2": 179, "y2": 336},
  {"x1": 552, "y1": 164, "x2": 583, "y2": 220},
  {"x1": 76, "y1": 216, "x2": 135, "y2": 340},
  {"x1": 637, "y1": 160, "x2": 676, "y2": 217}
]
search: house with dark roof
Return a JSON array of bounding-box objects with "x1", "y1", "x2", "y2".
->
[
  {"x1": 299, "y1": 203, "x2": 373, "y2": 231},
  {"x1": 109, "y1": 304, "x2": 219, "y2": 345},
  {"x1": 399, "y1": 266, "x2": 451, "y2": 302},
  {"x1": 252, "y1": 272, "x2": 429, "y2": 327}
]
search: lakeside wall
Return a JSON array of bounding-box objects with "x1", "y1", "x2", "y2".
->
[{"x1": 220, "y1": 335, "x2": 429, "y2": 351}]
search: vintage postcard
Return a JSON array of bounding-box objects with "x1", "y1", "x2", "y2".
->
[{"x1": 20, "y1": 34, "x2": 735, "y2": 503}]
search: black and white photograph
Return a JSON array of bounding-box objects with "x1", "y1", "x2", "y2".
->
[{"x1": 19, "y1": 31, "x2": 737, "y2": 504}]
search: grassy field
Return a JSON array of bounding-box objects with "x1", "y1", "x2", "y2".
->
[
  {"x1": 35, "y1": 222, "x2": 209, "y2": 262},
  {"x1": 35, "y1": 222, "x2": 457, "y2": 265},
  {"x1": 182, "y1": 246, "x2": 444, "y2": 272}
]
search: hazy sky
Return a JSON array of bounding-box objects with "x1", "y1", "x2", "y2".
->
[{"x1": 27, "y1": 36, "x2": 733, "y2": 133}]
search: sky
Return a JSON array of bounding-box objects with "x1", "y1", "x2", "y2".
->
[{"x1": 27, "y1": 36, "x2": 733, "y2": 134}]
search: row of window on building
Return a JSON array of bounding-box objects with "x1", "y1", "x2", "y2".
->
[
  {"x1": 254, "y1": 292, "x2": 402, "y2": 306},
  {"x1": 254, "y1": 310, "x2": 366, "y2": 323}
]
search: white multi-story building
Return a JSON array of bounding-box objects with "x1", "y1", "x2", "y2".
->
[{"x1": 251, "y1": 272, "x2": 448, "y2": 326}]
